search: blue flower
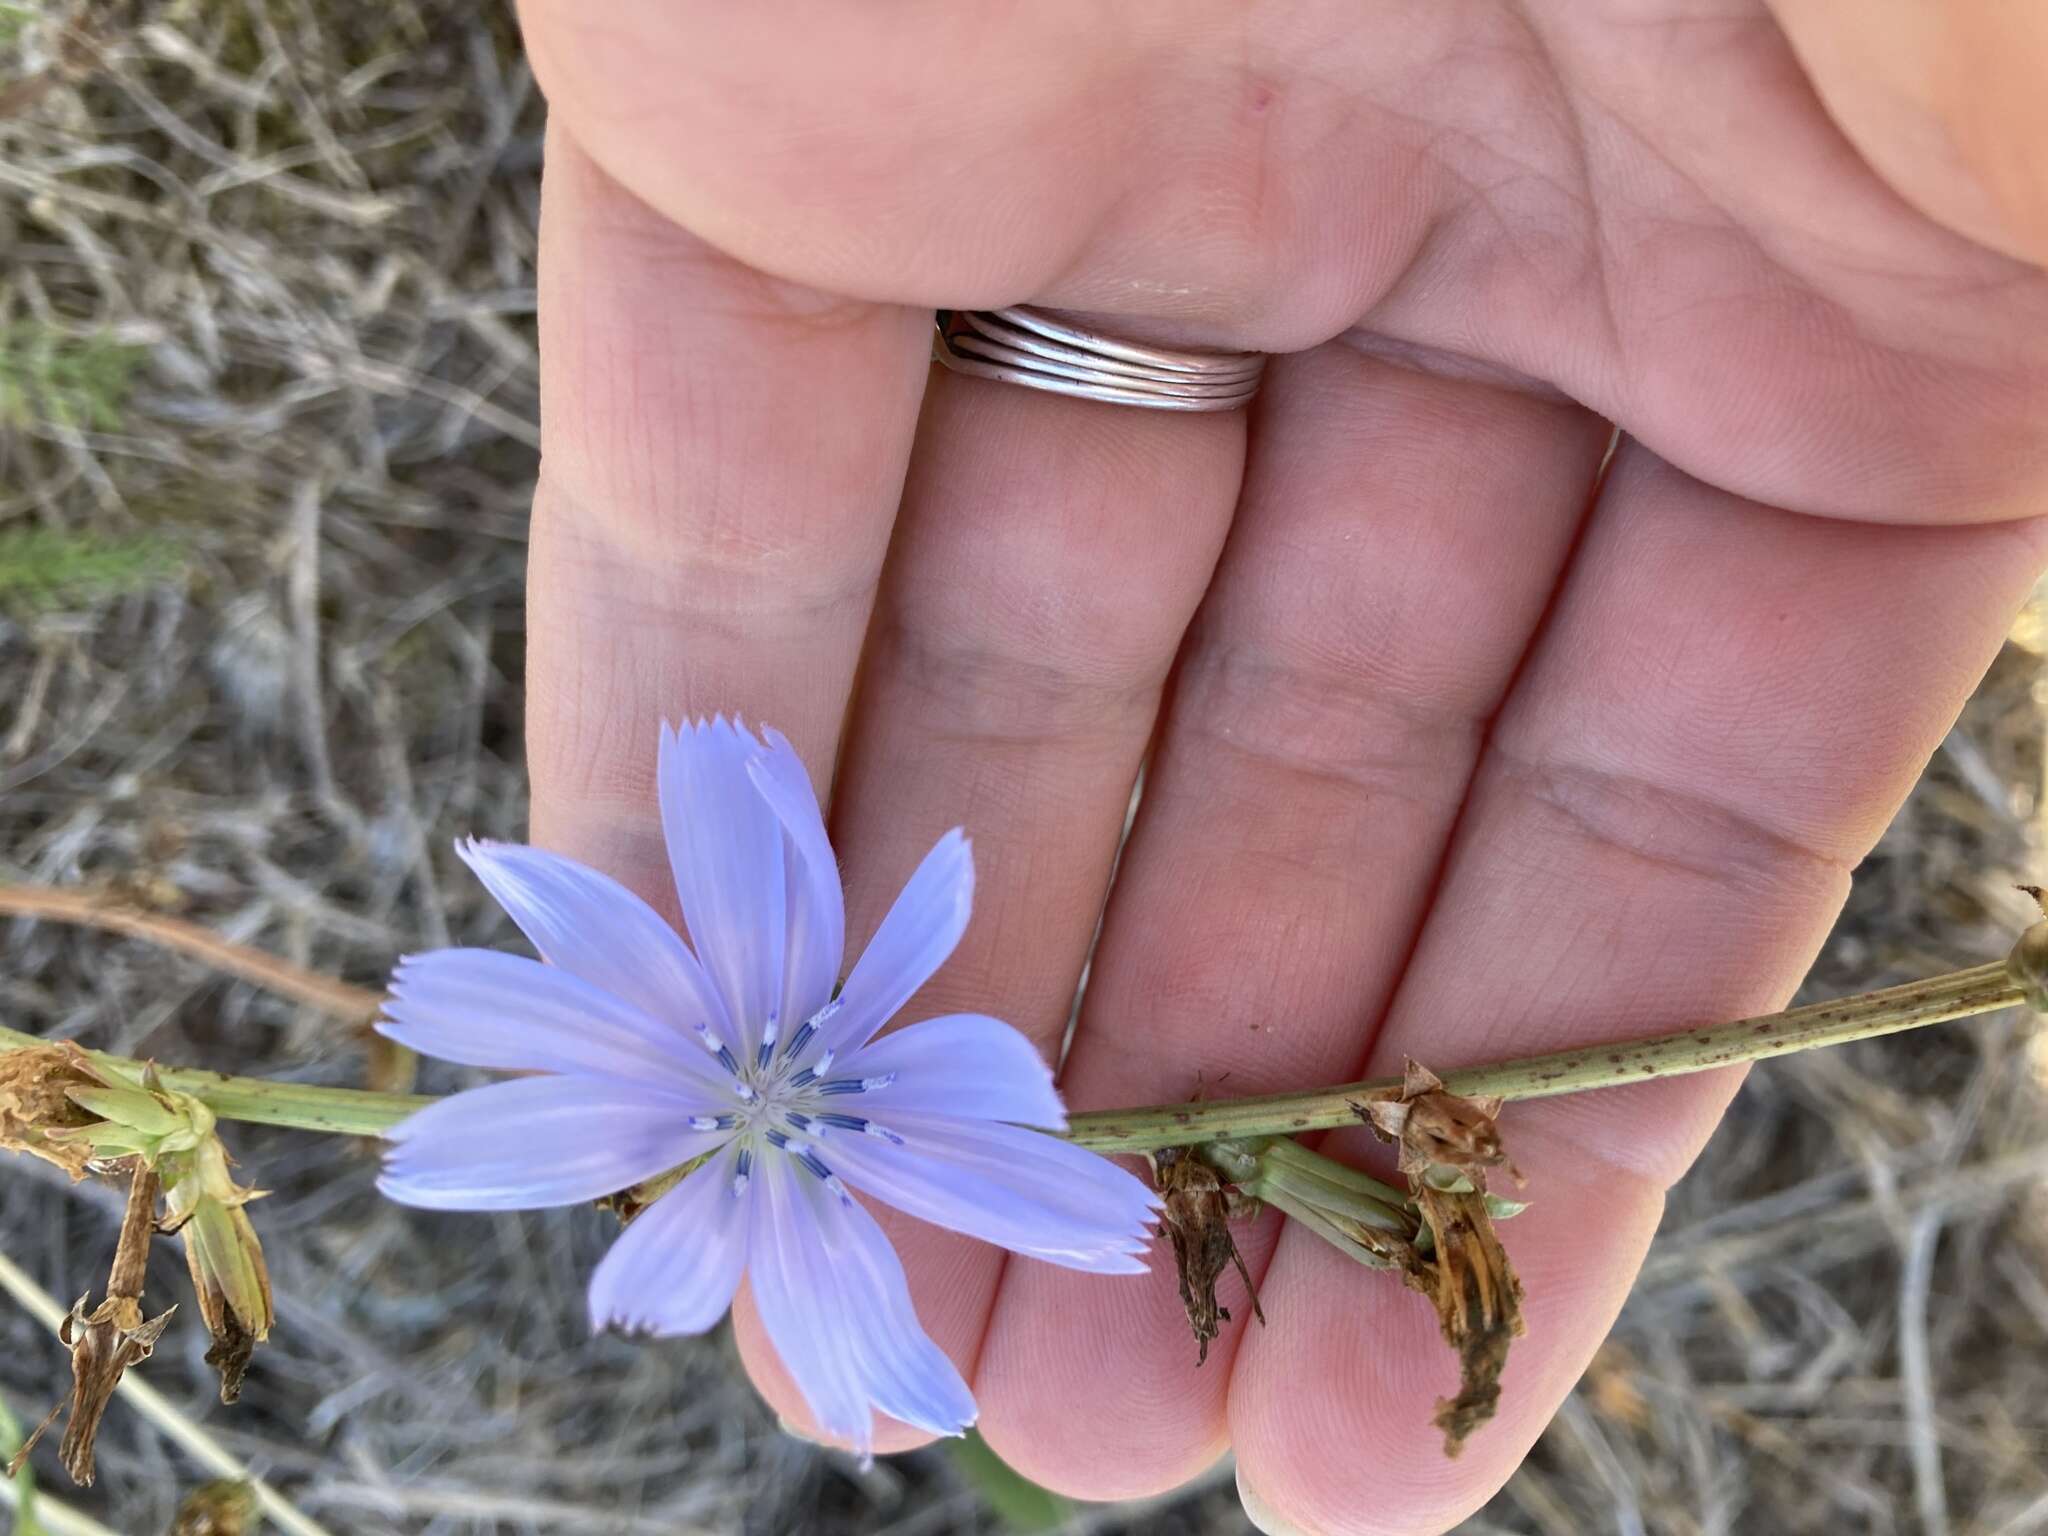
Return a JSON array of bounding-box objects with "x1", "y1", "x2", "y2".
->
[{"x1": 376, "y1": 718, "x2": 1159, "y2": 1455}]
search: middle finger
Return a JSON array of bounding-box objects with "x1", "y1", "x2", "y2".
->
[{"x1": 732, "y1": 339, "x2": 1247, "y2": 1447}]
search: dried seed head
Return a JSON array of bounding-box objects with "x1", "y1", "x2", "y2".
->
[
  {"x1": 1413, "y1": 1180, "x2": 1526, "y2": 1457},
  {"x1": 1150, "y1": 1144, "x2": 1263, "y2": 1364},
  {"x1": 1358, "y1": 1059, "x2": 1521, "y2": 1187},
  {"x1": 55, "y1": 1294, "x2": 177, "y2": 1485},
  {"x1": 1352, "y1": 1059, "x2": 1530, "y2": 1455},
  {"x1": 0, "y1": 1043, "x2": 99, "y2": 1179},
  {"x1": 8, "y1": 1160, "x2": 176, "y2": 1488}
]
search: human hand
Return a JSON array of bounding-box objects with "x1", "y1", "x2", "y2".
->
[{"x1": 513, "y1": 2, "x2": 2048, "y2": 1529}]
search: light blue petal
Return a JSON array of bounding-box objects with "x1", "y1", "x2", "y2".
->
[
  {"x1": 818, "y1": 830, "x2": 973, "y2": 1056},
  {"x1": 456, "y1": 838, "x2": 735, "y2": 1047},
  {"x1": 825, "y1": 1113, "x2": 1159, "y2": 1274},
  {"x1": 746, "y1": 727, "x2": 845, "y2": 1028},
  {"x1": 588, "y1": 1143, "x2": 751, "y2": 1336},
  {"x1": 750, "y1": 1156, "x2": 975, "y2": 1457},
  {"x1": 843, "y1": 1014, "x2": 1066, "y2": 1129},
  {"x1": 377, "y1": 949, "x2": 728, "y2": 1095},
  {"x1": 377, "y1": 1076, "x2": 726, "y2": 1211},
  {"x1": 660, "y1": 718, "x2": 786, "y2": 1055}
]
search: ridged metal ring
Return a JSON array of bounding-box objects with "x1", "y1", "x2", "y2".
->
[{"x1": 932, "y1": 307, "x2": 1265, "y2": 412}]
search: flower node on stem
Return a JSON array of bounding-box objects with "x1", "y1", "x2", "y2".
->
[
  {"x1": 1354, "y1": 1059, "x2": 1529, "y2": 1456},
  {"x1": 1150, "y1": 1142, "x2": 1263, "y2": 1364}
]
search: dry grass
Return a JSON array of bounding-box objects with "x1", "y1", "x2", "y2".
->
[{"x1": 2, "y1": 4, "x2": 2045, "y2": 1533}]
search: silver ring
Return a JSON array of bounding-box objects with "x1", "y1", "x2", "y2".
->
[{"x1": 932, "y1": 307, "x2": 1265, "y2": 412}]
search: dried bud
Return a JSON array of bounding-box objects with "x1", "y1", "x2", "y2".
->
[
  {"x1": 1357, "y1": 1059, "x2": 1521, "y2": 1188},
  {"x1": 161, "y1": 1138, "x2": 272, "y2": 1403},
  {"x1": 171, "y1": 1478, "x2": 260, "y2": 1536},
  {"x1": 2009, "y1": 887, "x2": 2048, "y2": 1014},
  {"x1": 1150, "y1": 1144, "x2": 1262, "y2": 1364},
  {"x1": 0, "y1": 1042, "x2": 100, "y2": 1179}
]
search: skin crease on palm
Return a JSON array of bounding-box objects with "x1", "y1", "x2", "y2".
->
[{"x1": 511, "y1": 2, "x2": 2048, "y2": 1532}]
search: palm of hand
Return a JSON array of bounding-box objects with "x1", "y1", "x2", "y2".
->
[{"x1": 518, "y1": 2, "x2": 2047, "y2": 1530}]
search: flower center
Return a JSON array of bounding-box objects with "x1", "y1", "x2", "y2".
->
[{"x1": 685, "y1": 999, "x2": 902, "y2": 1199}]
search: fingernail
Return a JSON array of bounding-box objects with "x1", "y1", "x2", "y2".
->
[{"x1": 1236, "y1": 1464, "x2": 1315, "y2": 1536}]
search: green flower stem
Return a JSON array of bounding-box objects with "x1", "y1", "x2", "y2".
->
[
  {"x1": 0, "y1": 961, "x2": 2024, "y2": 1149},
  {"x1": 1062, "y1": 960, "x2": 2023, "y2": 1154},
  {"x1": 0, "y1": 1023, "x2": 428, "y2": 1135}
]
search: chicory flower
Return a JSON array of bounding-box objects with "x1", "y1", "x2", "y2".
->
[{"x1": 376, "y1": 718, "x2": 1159, "y2": 1454}]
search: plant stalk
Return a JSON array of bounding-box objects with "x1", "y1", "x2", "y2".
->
[
  {"x1": 2, "y1": 962, "x2": 2024, "y2": 1148},
  {"x1": 1062, "y1": 961, "x2": 2023, "y2": 1152}
]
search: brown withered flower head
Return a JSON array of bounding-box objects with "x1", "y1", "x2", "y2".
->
[
  {"x1": 1358, "y1": 1059, "x2": 1522, "y2": 1188},
  {"x1": 0, "y1": 1042, "x2": 102, "y2": 1180},
  {"x1": 1411, "y1": 1179, "x2": 1526, "y2": 1456},
  {"x1": 1353, "y1": 1059, "x2": 1529, "y2": 1456},
  {"x1": 7, "y1": 1159, "x2": 177, "y2": 1487},
  {"x1": 1151, "y1": 1143, "x2": 1263, "y2": 1364}
]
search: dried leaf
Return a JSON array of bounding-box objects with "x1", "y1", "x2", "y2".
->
[{"x1": 1151, "y1": 1144, "x2": 1262, "y2": 1364}]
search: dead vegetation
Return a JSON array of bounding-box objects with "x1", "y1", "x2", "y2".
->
[{"x1": 2, "y1": 2, "x2": 2046, "y2": 1532}]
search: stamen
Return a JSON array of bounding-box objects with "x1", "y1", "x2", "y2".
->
[
  {"x1": 782, "y1": 1020, "x2": 816, "y2": 1062},
  {"x1": 692, "y1": 1020, "x2": 744, "y2": 1078},
  {"x1": 757, "y1": 1010, "x2": 779, "y2": 1071},
  {"x1": 785, "y1": 1111, "x2": 812, "y2": 1131},
  {"x1": 786, "y1": 1067, "x2": 817, "y2": 1090},
  {"x1": 732, "y1": 1080, "x2": 757, "y2": 1103},
  {"x1": 764, "y1": 1129, "x2": 791, "y2": 1151},
  {"x1": 864, "y1": 1121, "x2": 905, "y2": 1146},
  {"x1": 817, "y1": 1072, "x2": 895, "y2": 1097},
  {"x1": 688, "y1": 1114, "x2": 737, "y2": 1132},
  {"x1": 816, "y1": 1112, "x2": 868, "y2": 1133},
  {"x1": 795, "y1": 1146, "x2": 835, "y2": 1183},
  {"x1": 732, "y1": 1147, "x2": 752, "y2": 1198},
  {"x1": 816, "y1": 1049, "x2": 835, "y2": 1076},
  {"x1": 780, "y1": 999, "x2": 840, "y2": 1069},
  {"x1": 824, "y1": 1173, "x2": 854, "y2": 1206}
]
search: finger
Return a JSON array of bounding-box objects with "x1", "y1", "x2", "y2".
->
[
  {"x1": 731, "y1": 349, "x2": 1247, "y2": 1451},
  {"x1": 975, "y1": 344, "x2": 1612, "y2": 1497},
  {"x1": 1233, "y1": 449, "x2": 2048, "y2": 1535},
  {"x1": 526, "y1": 129, "x2": 928, "y2": 902}
]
